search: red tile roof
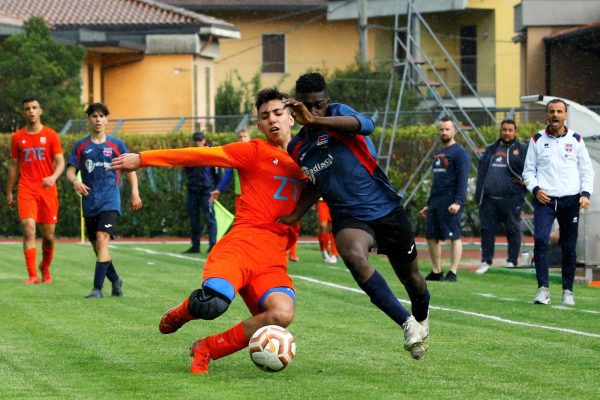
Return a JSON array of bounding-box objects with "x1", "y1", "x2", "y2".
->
[
  {"x1": 163, "y1": 0, "x2": 328, "y2": 5},
  {"x1": 0, "y1": 0, "x2": 234, "y2": 28}
]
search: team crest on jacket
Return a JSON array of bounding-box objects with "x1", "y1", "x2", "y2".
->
[
  {"x1": 513, "y1": 149, "x2": 519, "y2": 156},
  {"x1": 316, "y1": 135, "x2": 329, "y2": 147},
  {"x1": 565, "y1": 143, "x2": 573, "y2": 153},
  {"x1": 103, "y1": 147, "x2": 113, "y2": 157}
]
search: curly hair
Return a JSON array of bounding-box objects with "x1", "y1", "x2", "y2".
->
[
  {"x1": 295, "y1": 72, "x2": 326, "y2": 94},
  {"x1": 255, "y1": 87, "x2": 289, "y2": 111}
]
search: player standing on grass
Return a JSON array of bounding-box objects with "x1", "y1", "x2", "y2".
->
[
  {"x1": 280, "y1": 72, "x2": 430, "y2": 360},
  {"x1": 109, "y1": 88, "x2": 305, "y2": 375},
  {"x1": 66, "y1": 103, "x2": 142, "y2": 298},
  {"x1": 6, "y1": 96, "x2": 65, "y2": 284}
]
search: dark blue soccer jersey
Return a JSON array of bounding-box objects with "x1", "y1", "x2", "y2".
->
[
  {"x1": 428, "y1": 142, "x2": 470, "y2": 206},
  {"x1": 67, "y1": 135, "x2": 128, "y2": 217},
  {"x1": 288, "y1": 103, "x2": 400, "y2": 221}
]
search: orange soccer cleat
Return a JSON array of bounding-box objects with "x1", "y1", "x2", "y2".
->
[
  {"x1": 159, "y1": 301, "x2": 192, "y2": 334},
  {"x1": 25, "y1": 276, "x2": 40, "y2": 285},
  {"x1": 189, "y1": 339, "x2": 211, "y2": 374},
  {"x1": 42, "y1": 273, "x2": 53, "y2": 284}
]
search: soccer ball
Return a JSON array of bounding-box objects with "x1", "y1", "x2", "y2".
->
[{"x1": 248, "y1": 325, "x2": 296, "y2": 372}]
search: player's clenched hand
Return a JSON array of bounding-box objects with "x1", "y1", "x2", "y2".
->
[
  {"x1": 276, "y1": 214, "x2": 299, "y2": 226},
  {"x1": 283, "y1": 99, "x2": 315, "y2": 126},
  {"x1": 72, "y1": 180, "x2": 90, "y2": 196},
  {"x1": 108, "y1": 153, "x2": 141, "y2": 172},
  {"x1": 130, "y1": 193, "x2": 142, "y2": 211},
  {"x1": 41, "y1": 176, "x2": 56, "y2": 187},
  {"x1": 6, "y1": 192, "x2": 15, "y2": 209},
  {"x1": 418, "y1": 206, "x2": 428, "y2": 218}
]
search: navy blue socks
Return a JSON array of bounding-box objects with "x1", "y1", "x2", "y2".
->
[
  {"x1": 358, "y1": 270, "x2": 411, "y2": 325},
  {"x1": 93, "y1": 261, "x2": 110, "y2": 290}
]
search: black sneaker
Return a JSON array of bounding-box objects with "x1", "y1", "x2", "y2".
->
[
  {"x1": 182, "y1": 246, "x2": 200, "y2": 254},
  {"x1": 442, "y1": 271, "x2": 457, "y2": 282},
  {"x1": 425, "y1": 271, "x2": 444, "y2": 281},
  {"x1": 111, "y1": 278, "x2": 123, "y2": 297},
  {"x1": 85, "y1": 288, "x2": 103, "y2": 298}
]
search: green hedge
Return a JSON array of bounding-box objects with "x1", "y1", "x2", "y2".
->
[{"x1": 1, "y1": 123, "x2": 543, "y2": 238}]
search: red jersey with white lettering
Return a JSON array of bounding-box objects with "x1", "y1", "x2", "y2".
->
[{"x1": 11, "y1": 126, "x2": 63, "y2": 193}]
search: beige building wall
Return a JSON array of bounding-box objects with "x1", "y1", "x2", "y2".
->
[
  {"x1": 212, "y1": 11, "x2": 370, "y2": 96},
  {"x1": 102, "y1": 54, "x2": 194, "y2": 119},
  {"x1": 468, "y1": 0, "x2": 520, "y2": 107},
  {"x1": 82, "y1": 53, "x2": 103, "y2": 107}
]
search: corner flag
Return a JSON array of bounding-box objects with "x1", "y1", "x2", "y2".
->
[{"x1": 213, "y1": 200, "x2": 234, "y2": 241}]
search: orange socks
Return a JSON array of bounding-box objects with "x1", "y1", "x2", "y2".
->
[
  {"x1": 40, "y1": 246, "x2": 54, "y2": 281},
  {"x1": 24, "y1": 247, "x2": 38, "y2": 278},
  {"x1": 329, "y1": 232, "x2": 339, "y2": 256},
  {"x1": 318, "y1": 232, "x2": 329, "y2": 252},
  {"x1": 205, "y1": 322, "x2": 249, "y2": 360}
]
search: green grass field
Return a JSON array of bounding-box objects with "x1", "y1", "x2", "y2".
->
[{"x1": 1, "y1": 242, "x2": 599, "y2": 400}]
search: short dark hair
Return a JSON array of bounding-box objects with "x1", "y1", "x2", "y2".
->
[
  {"x1": 439, "y1": 116, "x2": 457, "y2": 130},
  {"x1": 85, "y1": 102, "x2": 110, "y2": 117},
  {"x1": 295, "y1": 72, "x2": 327, "y2": 94},
  {"x1": 21, "y1": 96, "x2": 41, "y2": 107},
  {"x1": 255, "y1": 87, "x2": 289, "y2": 111},
  {"x1": 500, "y1": 119, "x2": 517, "y2": 130},
  {"x1": 546, "y1": 98, "x2": 568, "y2": 112}
]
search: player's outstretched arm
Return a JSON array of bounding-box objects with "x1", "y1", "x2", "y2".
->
[
  {"x1": 277, "y1": 182, "x2": 321, "y2": 225},
  {"x1": 108, "y1": 153, "x2": 142, "y2": 172},
  {"x1": 110, "y1": 147, "x2": 234, "y2": 171}
]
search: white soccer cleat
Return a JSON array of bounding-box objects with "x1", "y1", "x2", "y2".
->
[
  {"x1": 533, "y1": 287, "x2": 551, "y2": 305},
  {"x1": 506, "y1": 261, "x2": 516, "y2": 268},
  {"x1": 475, "y1": 262, "x2": 490, "y2": 275},
  {"x1": 562, "y1": 289, "x2": 575, "y2": 306},
  {"x1": 325, "y1": 255, "x2": 338, "y2": 264},
  {"x1": 402, "y1": 316, "x2": 428, "y2": 360},
  {"x1": 321, "y1": 251, "x2": 331, "y2": 263}
]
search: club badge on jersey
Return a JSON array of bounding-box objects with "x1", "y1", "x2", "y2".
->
[
  {"x1": 103, "y1": 147, "x2": 113, "y2": 157},
  {"x1": 316, "y1": 135, "x2": 329, "y2": 148}
]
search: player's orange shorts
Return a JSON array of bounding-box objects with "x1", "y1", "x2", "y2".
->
[
  {"x1": 203, "y1": 226, "x2": 294, "y2": 316},
  {"x1": 17, "y1": 185, "x2": 59, "y2": 224},
  {"x1": 317, "y1": 199, "x2": 331, "y2": 223}
]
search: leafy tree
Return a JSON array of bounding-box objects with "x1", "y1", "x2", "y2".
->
[
  {"x1": 215, "y1": 71, "x2": 262, "y2": 132},
  {"x1": 0, "y1": 17, "x2": 85, "y2": 133}
]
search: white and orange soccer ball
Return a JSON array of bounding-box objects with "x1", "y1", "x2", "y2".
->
[{"x1": 248, "y1": 325, "x2": 296, "y2": 372}]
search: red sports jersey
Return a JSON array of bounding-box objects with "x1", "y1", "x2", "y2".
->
[
  {"x1": 11, "y1": 126, "x2": 63, "y2": 192},
  {"x1": 140, "y1": 138, "x2": 305, "y2": 233}
]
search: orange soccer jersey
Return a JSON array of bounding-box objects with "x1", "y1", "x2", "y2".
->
[
  {"x1": 140, "y1": 139, "x2": 305, "y2": 312},
  {"x1": 11, "y1": 127, "x2": 63, "y2": 222},
  {"x1": 11, "y1": 126, "x2": 63, "y2": 192}
]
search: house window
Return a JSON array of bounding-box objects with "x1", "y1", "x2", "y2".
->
[
  {"x1": 87, "y1": 64, "x2": 94, "y2": 105},
  {"x1": 262, "y1": 34, "x2": 285, "y2": 73},
  {"x1": 460, "y1": 26, "x2": 477, "y2": 95}
]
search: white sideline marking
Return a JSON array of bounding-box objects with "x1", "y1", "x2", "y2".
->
[
  {"x1": 292, "y1": 275, "x2": 600, "y2": 339},
  {"x1": 475, "y1": 292, "x2": 600, "y2": 313},
  {"x1": 131, "y1": 247, "x2": 206, "y2": 262}
]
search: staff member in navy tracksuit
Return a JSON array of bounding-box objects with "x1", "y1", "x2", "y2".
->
[
  {"x1": 183, "y1": 132, "x2": 220, "y2": 254},
  {"x1": 419, "y1": 117, "x2": 470, "y2": 282},
  {"x1": 474, "y1": 119, "x2": 528, "y2": 274},
  {"x1": 523, "y1": 99, "x2": 594, "y2": 306}
]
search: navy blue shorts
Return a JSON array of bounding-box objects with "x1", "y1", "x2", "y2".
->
[
  {"x1": 85, "y1": 211, "x2": 118, "y2": 241},
  {"x1": 332, "y1": 205, "x2": 417, "y2": 263},
  {"x1": 425, "y1": 196, "x2": 462, "y2": 240}
]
